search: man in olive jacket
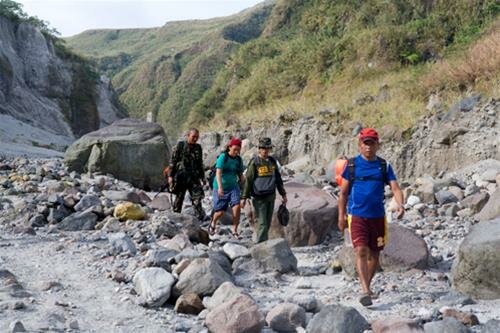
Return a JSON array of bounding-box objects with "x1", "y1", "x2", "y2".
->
[
  {"x1": 168, "y1": 128, "x2": 207, "y2": 220},
  {"x1": 241, "y1": 137, "x2": 287, "y2": 243}
]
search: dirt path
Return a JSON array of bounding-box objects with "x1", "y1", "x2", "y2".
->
[{"x1": 0, "y1": 231, "x2": 172, "y2": 333}]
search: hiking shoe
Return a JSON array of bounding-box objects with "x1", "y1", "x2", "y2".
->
[{"x1": 359, "y1": 293, "x2": 372, "y2": 307}]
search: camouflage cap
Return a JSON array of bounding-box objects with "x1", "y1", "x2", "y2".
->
[{"x1": 258, "y1": 137, "x2": 273, "y2": 148}]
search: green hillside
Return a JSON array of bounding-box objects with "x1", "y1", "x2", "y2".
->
[
  {"x1": 67, "y1": 0, "x2": 500, "y2": 136},
  {"x1": 66, "y1": 3, "x2": 273, "y2": 135}
]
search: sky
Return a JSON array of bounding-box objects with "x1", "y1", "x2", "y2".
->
[{"x1": 17, "y1": 0, "x2": 265, "y2": 37}]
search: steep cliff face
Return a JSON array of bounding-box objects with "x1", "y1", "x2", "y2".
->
[{"x1": 0, "y1": 16, "x2": 125, "y2": 157}]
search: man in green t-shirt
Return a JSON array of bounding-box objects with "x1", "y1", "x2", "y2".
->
[{"x1": 241, "y1": 137, "x2": 287, "y2": 243}]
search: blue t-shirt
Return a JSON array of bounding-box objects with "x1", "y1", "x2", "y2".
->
[
  {"x1": 213, "y1": 153, "x2": 245, "y2": 191},
  {"x1": 341, "y1": 155, "x2": 397, "y2": 218}
]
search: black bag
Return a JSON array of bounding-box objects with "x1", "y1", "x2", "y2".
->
[
  {"x1": 277, "y1": 203, "x2": 289, "y2": 226},
  {"x1": 171, "y1": 169, "x2": 188, "y2": 193},
  {"x1": 252, "y1": 156, "x2": 277, "y2": 196}
]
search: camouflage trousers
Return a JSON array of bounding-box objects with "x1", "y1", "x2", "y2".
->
[{"x1": 173, "y1": 182, "x2": 205, "y2": 220}]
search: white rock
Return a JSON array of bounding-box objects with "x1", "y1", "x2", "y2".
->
[
  {"x1": 406, "y1": 195, "x2": 421, "y2": 207},
  {"x1": 132, "y1": 268, "x2": 175, "y2": 308},
  {"x1": 222, "y1": 242, "x2": 250, "y2": 260}
]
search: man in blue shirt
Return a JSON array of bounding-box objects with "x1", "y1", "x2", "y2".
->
[{"x1": 338, "y1": 128, "x2": 404, "y2": 306}]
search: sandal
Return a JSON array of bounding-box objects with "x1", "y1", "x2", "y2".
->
[
  {"x1": 208, "y1": 221, "x2": 217, "y2": 236},
  {"x1": 231, "y1": 229, "x2": 241, "y2": 239},
  {"x1": 359, "y1": 293, "x2": 373, "y2": 307}
]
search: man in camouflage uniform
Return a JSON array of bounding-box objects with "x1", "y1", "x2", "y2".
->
[{"x1": 168, "y1": 128, "x2": 207, "y2": 220}]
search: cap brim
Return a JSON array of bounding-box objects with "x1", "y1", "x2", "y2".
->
[{"x1": 360, "y1": 137, "x2": 378, "y2": 143}]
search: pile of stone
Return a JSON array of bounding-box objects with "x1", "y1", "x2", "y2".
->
[{"x1": 1, "y1": 154, "x2": 500, "y2": 333}]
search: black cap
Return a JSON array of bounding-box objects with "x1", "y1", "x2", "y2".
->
[{"x1": 258, "y1": 137, "x2": 273, "y2": 148}]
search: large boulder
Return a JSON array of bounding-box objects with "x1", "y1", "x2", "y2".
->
[
  {"x1": 132, "y1": 267, "x2": 175, "y2": 308},
  {"x1": 245, "y1": 182, "x2": 338, "y2": 246},
  {"x1": 205, "y1": 294, "x2": 265, "y2": 333},
  {"x1": 64, "y1": 119, "x2": 170, "y2": 190},
  {"x1": 266, "y1": 302, "x2": 306, "y2": 332},
  {"x1": 476, "y1": 188, "x2": 500, "y2": 221},
  {"x1": 173, "y1": 258, "x2": 232, "y2": 297},
  {"x1": 250, "y1": 238, "x2": 297, "y2": 274},
  {"x1": 338, "y1": 223, "x2": 429, "y2": 277},
  {"x1": 452, "y1": 218, "x2": 500, "y2": 299},
  {"x1": 306, "y1": 304, "x2": 369, "y2": 333}
]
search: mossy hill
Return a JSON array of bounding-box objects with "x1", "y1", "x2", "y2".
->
[{"x1": 66, "y1": 0, "x2": 500, "y2": 137}]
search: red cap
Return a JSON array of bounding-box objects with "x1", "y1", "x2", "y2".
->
[
  {"x1": 359, "y1": 128, "x2": 379, "y2": 143},
  {"x1": 227, "y1": 137, "x2": 242, "y2": 147}
]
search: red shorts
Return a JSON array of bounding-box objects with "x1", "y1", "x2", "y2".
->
[{"x1": 348, "y1": 215, "x2": 387, "y2": 252}]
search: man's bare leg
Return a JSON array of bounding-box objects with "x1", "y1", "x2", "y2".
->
[
  {"x1": 356, "y1": 246, "x2": 373, "y2": 306},
  {"x1": 355, "y1": 246, "x2": 371, "y2": 293}
]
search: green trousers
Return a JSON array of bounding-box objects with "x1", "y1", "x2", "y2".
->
[
  {"x1": 173, "y1": 182, "x2": 205, "y2": 220},
  {"x1": 252, "y1": 195, "x2": 275, "y2": 243}
]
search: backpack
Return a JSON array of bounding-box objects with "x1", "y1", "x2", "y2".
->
[
  {"x1": 208, "y1": 152, "x2": 243, "y2": 190},
  {"x1": 335, "y1": 156, "x2": 389, "y2": 193},
  {"x1": 252, "y1": 155, "x2": 278, "y2": 197}
]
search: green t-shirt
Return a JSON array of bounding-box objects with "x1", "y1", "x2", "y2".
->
[{"x1": 212, "y1": 153, "x2": 244, "y2": 191}]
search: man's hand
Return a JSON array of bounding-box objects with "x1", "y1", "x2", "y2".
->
[
  {"x1": 240, "y1": 199, "x2": 246, "y2": 209},
  {"x1": 168, "y1": 176, "x2": 173, "y2": 186},
  {"x1": 217, "y1": 188, "x2": 224, "y2": 198},
  {"x1": 338, "y1": 215, "x2": 346, "y2": 233},
  {"x1": 396, "y1": 205, "x2": 405, "y2": 219},
  {"x1": 282, "y1": 194, "x2": 287, "y2": 205}
]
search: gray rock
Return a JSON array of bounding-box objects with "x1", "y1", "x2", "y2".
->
[
  {"x1": 174, "y1": 248, "x2": 207, "y2": 263},
  {"x1": 480, "y1": 169, "x2": 498, "y2": 182},
  {"x1": 460, "y1": 192, "x2": 489, "y2": 213},
  {"x1": 464, "y1": 184, "x2": 479, "y2": 197},
  {"x1": 208, "y1": 251, "x2": 232, "y2": 275},
  {"x1": 423, "y1": 317, "x2": 470, "y2": 333},
  {"x1": 222, "y1": 242, "x2": 250, "y2": 260},
  {"x1": 435, "y1": 190, "x2": 458, "y2": 205},
  {"x1": 108, "y1": 232, "x2": 137, "y2": 256},
  {"x1": 482, "y1": 319, "x2": 500, "y2": 333},
  {"x1": 150, "y1": 194, "x2": 172, "y2": 211},
  {"x1": 447, "y1": 186, "x2": 464, "y2": 200},
  {"x1": 74, "y1": 194, "x2": 101, "y2": 211},
  {"x1": 132, "y1": 267, "x2": 175, "y2": 308},
  {"x1": 306, "y1": 304, "x2": 369, "y2": 333},
  {"x1": 174, "y1": 258, "x2": 233, "y2": 297},
  {"x1": 452, "y1": 218, "x2": 500, "y2": 299},
  {"x1": 202, "y1": 281, "x2": 243, "y2": 310},
  {"x1": 145, "y1": 248, "x2": 179, "y2": 270},
  {"x1": 266, "y1": 303, "x2": 306, "y2": 332},
  {"x1": 64, "y1": 119, "x2": 170, "y2": 190},
  {"x1": 57, "y1": 210, "x2": 98, "y2": 231},
  {"x1": 102, "y1": 190, "x2": 141, "y2": 203},
  {"x1": 287, "y1": 294, "x2": 318, "y2": 312},
  {"x1": 250, "y1": 238, "x2": 298, "y2": 274},
  {"x1": 476, "y1": 188, "x2": 500, "y2": 221},
  {"x1": 9, "y1": 320, "x2": 26, "y2": 333},
  {"x1": 47, "y1": 205, "x2": 71, "y2": 224},
  {"x1": 29, "y1": 214, "x2": 47, "y2": 227}
]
